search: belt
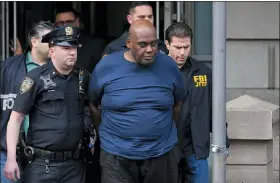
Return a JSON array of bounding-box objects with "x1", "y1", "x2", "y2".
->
[{"x1": 33, "y1": 148, "x2": 73, "y2": 161}]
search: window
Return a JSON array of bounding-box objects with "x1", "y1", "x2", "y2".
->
[{"x1": 185, "y1": 2, "x2": 213, "y2": 61}]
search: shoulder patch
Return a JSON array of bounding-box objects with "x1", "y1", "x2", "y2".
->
[
  {"x1": 78, "y1": 68, "x2": 91, "y2": 94},
  {"x1": 78, "y1": 69, "x2": 85, "y2": 94},
  {"x1": 20, "y1": 77, "x2": 34, "y2": 94}
]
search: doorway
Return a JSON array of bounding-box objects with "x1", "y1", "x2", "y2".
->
[
  {"x1": 0, "y1": 1, "x2": 185, "y2": 61},
  {"x1": 1, "y1": 1, "x2": 56, "y2": 60}
]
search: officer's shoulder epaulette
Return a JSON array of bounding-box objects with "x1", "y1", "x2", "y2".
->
[
  {"x1": 75, "y1": 67, "x2": 91, "y2": 78},
  {"x1": 82, "y1": 68, "x2": 91, "y2": 77}
]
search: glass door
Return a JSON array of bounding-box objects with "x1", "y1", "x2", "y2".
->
[
  {"x1": 163, "y1": 2, "x2": 184, "y2": 41},
  {"x1": 1, "y1": 2, "x2": 17, "y2": 61}
]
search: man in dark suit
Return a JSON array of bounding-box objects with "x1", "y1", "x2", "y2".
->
[
  {"x1": 55, "y1": 7, "x2": 106, "y2": 73},
  {"x1": 10, "y1": 7, "x2": 106, "y2": 74}
]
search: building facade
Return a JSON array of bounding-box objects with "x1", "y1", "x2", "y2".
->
[{"x1": 0, "y1": 1, "x2": 279, "y2": 182}]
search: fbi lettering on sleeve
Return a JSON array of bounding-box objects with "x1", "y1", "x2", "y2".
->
[{"x1": 20, "y1": 77, "x2": 34, "y2": 94}]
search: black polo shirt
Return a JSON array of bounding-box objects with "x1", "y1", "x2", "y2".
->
[{"x1": 13, "y1": 60, "x2": 90, "y2": 151}]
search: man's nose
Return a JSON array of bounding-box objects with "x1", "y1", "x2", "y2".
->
[
  {"x1": 69, "y1": 48, "x2": 77, "y2": 55},
  {"x1": 146, "y1": 45, "x2": 153, "y2": 52},
  {"x1": 179, "y1": 48, "x2": 185, "y2": 55}
]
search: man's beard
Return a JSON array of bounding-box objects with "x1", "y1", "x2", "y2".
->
[
  {"x1": 137, "y1": 58, "x2": 155, "y2": 66},
  {"x1": 131, "y1": 51, "x2": 155, "y2": 67}
]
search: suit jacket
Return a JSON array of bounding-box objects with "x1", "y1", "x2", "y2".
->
[{"x1": 77, "y1": 30, "x2": 106, "y2": 73}]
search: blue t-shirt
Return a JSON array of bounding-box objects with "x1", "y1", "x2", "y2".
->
[{"x1": 89, "y1": 51, "x2": 185, "y2": 159}]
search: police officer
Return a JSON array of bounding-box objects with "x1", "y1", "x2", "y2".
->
[
  {"x1": 4, "y1": 25, "x2": 91, "y2": 183},
  {"x1": 102, "y1": 1, "x2": 168, "y2": 57}
]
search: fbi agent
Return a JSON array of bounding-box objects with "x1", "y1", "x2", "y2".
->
[
  {"x1": 164, "y1": 22, "x2": 230, "y2": 183},
  {"x1": 4, "y1": 26, "x2": 91, "y2": 183}
]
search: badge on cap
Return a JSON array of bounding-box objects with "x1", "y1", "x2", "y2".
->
[{"x1": 65, "y1": 26, "x2": 73, "y2": 36}]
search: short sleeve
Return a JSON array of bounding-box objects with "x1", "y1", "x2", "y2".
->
[
  {"x1": 174, "y1": 67, "x2": 186, "y2": 103},
  {"x1": 13, "y1": 76, "x2": 38, "y2": 115},
  {"x1": 88, "y1": 67, "x2": 104, "y2": 105}
]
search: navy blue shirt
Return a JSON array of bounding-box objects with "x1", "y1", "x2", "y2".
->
[{"x1": 89, "y1": 51, "x2": 185, "y2": 159}]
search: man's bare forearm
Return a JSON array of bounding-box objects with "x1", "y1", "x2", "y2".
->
[
  {"x1": 89, "y1": 103, "x2": 101, "y2": 130},
  {"x1": 6, "y1": 111, "x2": 24, "y2": 161},
  {"x1": 173, "y1": 101, "x2": 182, "y2": 127}
]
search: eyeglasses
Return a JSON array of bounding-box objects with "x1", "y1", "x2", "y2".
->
[{"x1": 55, "y1": 19, "x2": 76, "y2": 27}]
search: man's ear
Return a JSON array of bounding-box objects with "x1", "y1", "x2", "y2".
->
[
  {"x1": 127, "y1": 15, "x2": 133, "y2": 24},
  {"x1": 49, "y1": 47, "x2": 54, "y2": 56},
  {"x1": 165, "y1": 40, "x2": 170, "y2": 51},
  {"x1": 75, "y1": 18, "x2": 80, "y2": 27},
  {"x1": 31, "y1": 37, "x2": 38, "y2": 48},
  {"x1": 126, "y1": 38, "x2": 132, "y2": 49}
]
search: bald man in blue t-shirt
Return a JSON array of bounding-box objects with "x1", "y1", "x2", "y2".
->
[{"x1": 89, "y1": 19, "x2": 185, "y2": 183}]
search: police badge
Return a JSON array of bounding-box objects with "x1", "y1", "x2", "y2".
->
[
  {"x1": 40, "y1": 74, "x2": 57, "y2": 90},
  {"x1": 20, "y1": 77, "x2": 34, "y2": 94},
  {"x1": 65, "y1": 26, "x2": 73, "y2": 36}
]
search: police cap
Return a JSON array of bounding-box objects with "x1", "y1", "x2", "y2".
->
[{"x1": 41, "y1": 25, "x2": 80, "y2": 47}]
